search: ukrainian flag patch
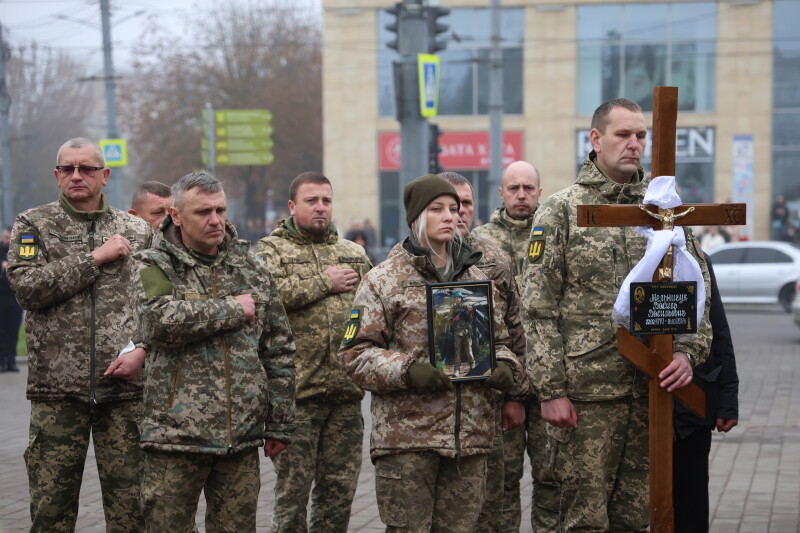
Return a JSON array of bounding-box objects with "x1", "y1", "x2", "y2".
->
[
  {"x1": 16, "y1": 231, "x2": 39, "y2": 260},
  {"x1": 527, "y1": 226, "x2": 546, "y2": 264},
  {"x1": 341, "y1": 306, "x2": 364, "y2": 346}
]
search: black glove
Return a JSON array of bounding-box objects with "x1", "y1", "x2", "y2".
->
[
  {"x1": 407, "y1": 362, "x2": 453, "y2": 393},
  {"x1": 483, "y1": 361, "x2": 514, "y2": 393}
]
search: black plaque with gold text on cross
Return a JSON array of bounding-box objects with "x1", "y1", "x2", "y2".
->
[{"x1": 576, "y1": 87, "x2": 745, "y2": 532}]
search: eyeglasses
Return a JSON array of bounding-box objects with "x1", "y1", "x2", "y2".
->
[{"x1": 56, "y1": 165, "x2": 105, "y2": 177}]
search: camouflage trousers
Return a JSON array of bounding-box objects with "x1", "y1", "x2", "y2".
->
[
  {"x1": 374, "y1": 451, "x2": 488, "y2": 533},
  {"x1": 270, "y1": 400, "x2": 363, "y2": 533},
  {"x1": 140, "y1": 447, "x2": 260, "y2": 533},
  {"x1": 453, "y1": 334, "x2": 474, "y2": 376},
  {"x1": 500, "y1": 397, "x2": 560, "y2": 532},
  {"x1": 474, "y1": 404, "x2": 504, "y2": 533},
  {"x1": 25, "y1": 398, "x2": 145, "y2": 533},
  {"x1": 548, "y1": 395, "x2": 649, "y2": 532}
]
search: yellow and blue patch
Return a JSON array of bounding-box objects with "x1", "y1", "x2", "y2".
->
[
  {"x1": 527, "y1": 227, "x2": 546, "y2": 264},
  {"x1": 341, "y1": 306, "x2": 364, "y2": 346},
  {"x1": 16, "y1": 232, "x2": 39, "y2": 260}
]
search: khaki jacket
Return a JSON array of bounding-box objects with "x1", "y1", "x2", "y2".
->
[{"x1": 254, "y1": 218, "x2": 371, "y2": 404}]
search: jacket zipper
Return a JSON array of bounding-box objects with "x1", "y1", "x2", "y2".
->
[
  {"x1": 89, "y1": 221, "x2": 97, "y2": 406},
  {"x1": 212, "y1": 266, "x2": 235, "y2": 452}
]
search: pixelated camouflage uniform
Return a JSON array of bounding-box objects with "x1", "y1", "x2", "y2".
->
[
  {"x1": 134, "y1": 217, "x2": 296, "y2": 532},
  {"x1": 8, "y1": 193, "x2": 151, "y2": 533},
  {"x1": 339, "y1": 238, "x2": 526, "y2": 533},
  {"x1": 254, "y1": 218, "x2": 371, "y2": 533},
  {"x1": 472, "y1": 205, "x2": 533, "y2": 288},
  {"x1": 472, "y1": 213, "x2": 551, "y2": 533},
  {"x1": 521, "y1": 152, "x2": 711, "y2": 532},
  {"x1": 467, "y1": 234, "x2": 529, "y2": 533}
]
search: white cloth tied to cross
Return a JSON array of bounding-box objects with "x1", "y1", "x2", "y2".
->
[{"x1": 612, "y1": 176, "x2": 706, "y2": 329}]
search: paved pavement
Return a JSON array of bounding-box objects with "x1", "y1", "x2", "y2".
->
[{"x1": 0, "y1": 305, "x2": 799, "y2": 532}]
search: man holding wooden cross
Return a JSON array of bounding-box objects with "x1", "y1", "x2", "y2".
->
[{"x1": 521, "y1": 97, "x2": 712, "y2": 531}]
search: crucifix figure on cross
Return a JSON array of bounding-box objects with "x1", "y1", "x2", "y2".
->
[{"x1": 522, "y1": 90, "x2": 742, "y2": 533}]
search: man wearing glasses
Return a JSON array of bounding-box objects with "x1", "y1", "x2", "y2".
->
[{"x1": 7, "y1": 137, "x2": 152, "y2": 532}]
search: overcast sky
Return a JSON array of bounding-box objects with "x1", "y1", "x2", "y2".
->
[{"x1": 0, "y1": 0, "x2": 321, "y2": 76}]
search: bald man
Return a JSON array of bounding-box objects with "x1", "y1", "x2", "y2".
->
[
  {"x1": 473, "y1": 161, "x2": 542, "y2": 282},
  {"x1": 473, "y1": 161, "x2": 556, "y2": 533}
]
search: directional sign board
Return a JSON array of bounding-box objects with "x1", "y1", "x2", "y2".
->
[
  {"x1": 418, "y1": 54, "x2": 440, "y2": 118},
  {"x1": 202, "y1": 109, "x2": 274, "y2": 167},
  {"x1": 99, "y1": 139, "x2": 128, "y2": 167}
]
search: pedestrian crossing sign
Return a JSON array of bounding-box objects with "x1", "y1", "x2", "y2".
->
[{"x1": 99, "y1": 139, "x2": 128, "y2": 167}]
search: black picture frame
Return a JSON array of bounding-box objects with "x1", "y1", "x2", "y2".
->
[{"x1": 426, "y1": 280, "x2": 496, "y2": 382}]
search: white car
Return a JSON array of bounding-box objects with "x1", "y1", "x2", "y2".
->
[{"x1": 707, "y1": 241, "x2": 800, "y2": 312}]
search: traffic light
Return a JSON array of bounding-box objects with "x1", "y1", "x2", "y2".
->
[
  {"x1": 429, "y1": 123, "x2": 443, "y2": 174},
  {"x1": 426, "y1": 6, "x2": 450, "y2": 54},
  {"x1": 385, "y1": 3, "x2": 403, "y2": 52}
]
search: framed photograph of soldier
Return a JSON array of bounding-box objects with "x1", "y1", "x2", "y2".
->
[{"x1": 425, "y1": 281, "x2": 496, "y2": 382}]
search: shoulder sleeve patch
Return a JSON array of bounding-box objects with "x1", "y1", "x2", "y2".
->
[
  {"x1": 15, "y1": 230, "x2": 40, "y2": 261},
  {"x1": 140, "y1": 266, "x2": 173, "y2": 299},
  {"x1": 527, "y1": 226, "x2": 546, "y2": 264},
  {"x1": 341, "y1": 305, "x2": 365, "y2": 347}
]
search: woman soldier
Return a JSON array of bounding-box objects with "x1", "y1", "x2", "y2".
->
[{"x1": 339, "y1": 175, "x2": 525, "y2": 533}]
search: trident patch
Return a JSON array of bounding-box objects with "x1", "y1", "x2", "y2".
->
[
  {"x1": 16, "y1": 232, "x2": 39, "y2": 261},
  {"x1": 527, "y1": 227, "x2": 545, "y2": 264},
  {"x1": 341, "y1": 306, "x2": 364, "y2": 347}
]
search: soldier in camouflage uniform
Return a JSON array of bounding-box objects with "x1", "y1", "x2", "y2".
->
[
  {"x1": 133, "y1": 172, "x2": 296, "y2": 533},
  {"x1": 254, "y1": 172, "x2": 371, "y2": 533},
  {"x1": 521, "y1": 98, "x2": 712, "y2": 531},
  {"x1": 339, "y1": 175, "x2": 526, "y2": 533},
  {"x1": 7, "y1": 137, "x2": 152, "y2": 532},
  {"x1": 472, "y1": 161, "x2": 555, "y2": 533},
  {"x1": 440, "y1": 171, "x2": 529, "y2": 533}
]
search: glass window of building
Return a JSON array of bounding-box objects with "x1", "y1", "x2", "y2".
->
[
  {"x1": 576, "y1": 2, "x2": 717, "y2": 114},
  {"x1": 772, "y1": 0, "x2": 800, "y2": 213},
  {"x1": 378, "y1": 7, "x2": 524, "y2": 117}
]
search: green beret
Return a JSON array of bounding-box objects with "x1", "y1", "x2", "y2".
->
[{"x1": 403, "y1": 174, "x2": 460, "y2": 227}]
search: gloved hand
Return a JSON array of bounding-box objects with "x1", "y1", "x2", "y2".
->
[
  {"x1": 483, "y1": 361, "x2": 514, "y2": 393},
  {"x1": 407, "y1": 362, "x2": 453, "y2": 393}
]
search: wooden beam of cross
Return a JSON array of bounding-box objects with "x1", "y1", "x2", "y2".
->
[{"x1": 577, "y1": 87, "x2": 745, "y2": 533}]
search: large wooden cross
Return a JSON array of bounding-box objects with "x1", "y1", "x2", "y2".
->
[{"x1": 577, "y1": 87, "x2": 746, "y2": 532}]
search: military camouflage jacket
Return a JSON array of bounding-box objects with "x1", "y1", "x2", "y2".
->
[
  {"x1": 8, "y1": 194, "x2": 152, "y2": 403},
  {"x1": 467, "y1": 234, "x2": 531, "y2": 400},
  {"x1": 134, "y1": 217, "x2": 296, "y2": 455},
  {"x1": 254, "y1": 218, "x2": 371, "y2": 404},
  {"x1": 472, "y1": 205, "x2": 535, "y2": 284},
  {"x1": 521, "y1": 153, "x2": 711, "y2": 402},
  {"x1": 339, "y1": 238, "x2": 526, "y2": 460}
]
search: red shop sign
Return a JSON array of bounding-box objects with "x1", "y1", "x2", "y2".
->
[{"x1": 379, "y1": 130, "x2": 524, "y2": 171}]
